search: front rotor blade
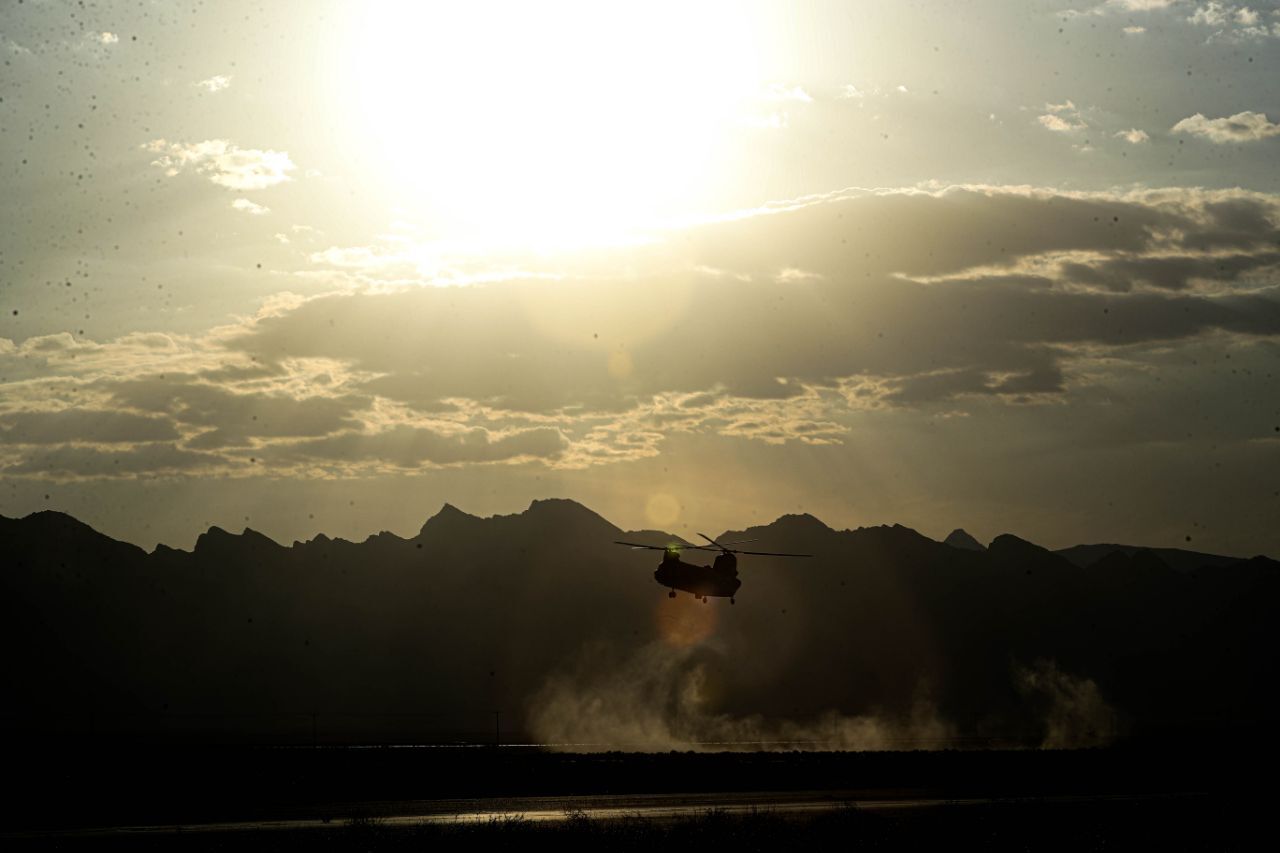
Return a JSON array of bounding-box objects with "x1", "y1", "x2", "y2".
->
[{"x1": 613, "y1": 540, "x2": 714, "y2": 551}]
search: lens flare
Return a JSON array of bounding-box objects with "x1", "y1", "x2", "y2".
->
[
  {"x1": 607, "y1": 349, "x2": 634, "y2": 380},
  {"x1": 645, "y1": 493, "x2": 680, "y2": 528},
  {"x1": 655, "y1": 592, "x2": 717, "y2": 648}
]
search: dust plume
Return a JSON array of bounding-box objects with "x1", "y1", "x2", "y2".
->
[
  {"x1": 1016, "y1": 659, "x2": 1120, "y2": 748},
  {"x1": 527, "y1": 641, "x2": 954, "y2": 751}
]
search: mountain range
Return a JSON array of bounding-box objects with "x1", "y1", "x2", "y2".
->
[{"x1": 3, "y1": 499, "x2": 1276, "y2": 749}]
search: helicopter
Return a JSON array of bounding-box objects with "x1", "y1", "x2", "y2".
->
[{"x1": 613, "y1": 533, "x2": 810, "y2": 604}]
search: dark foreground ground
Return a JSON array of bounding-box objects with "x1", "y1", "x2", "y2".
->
[{"x1": 2, "y1": 743, "x2": 1270, "y2": 850}]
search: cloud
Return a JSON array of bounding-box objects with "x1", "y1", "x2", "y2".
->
[
  {"x1": 0, "y1": 330, "x2": 232, "y2": 389},
  {"x1": 142, "y1": 139, "x2": 296, "y2": 190},
  {"x1": 774, "y1": 267, "x2": 823, "y2": 283},
  {"x1": 882, "y1": 364, "x2": 1065, "y2": 406},
  {"x1": 109, "y1": 378, "x2": 368, "y2": 448},
  {"x1": 1186, "y1": 3, "x2": 1280, "y2": 38},
  {"x1": 196, "y1": 75, "x2": 233, "y2": 93},
  {"x1": 1235, "y1": 6, "x2": 1261, "y2": 25},
  {"x1": 4, "y1": 184, "x2": 1278, "y2": 480},
  {"x1": 1067, "y1": 0, "x2": 1279, "y2": 39},
  {"x1": 1188, "y1": 2, "x2": 1229, "y2": 25},
  {"x1": 1113, "y1": 0, "x2": 1179, "y2": 9},
  {"x1": 762, "y1": 83, "x2": 812, "y2": 103},
  {"x1": 274, "y1": 424, "x2": 568, "y2": 468},
  {"x1": 835, "y1": 82, "x2": 915, "y2": 102},
  {"x1": 1172, "y1": 111, "x2": 1280, "y2": 143},
  {"x1": 234, "y1": 185, "x2": 1280, "y2": 419},
  {"x1": 1067, "y1": 0, "x2": 1180, "y2": 17},
  {"x1": 4, "y1": 444, "x2": 222, "y2": 478},
  {"x1": 308, "y1": 245, "x2": 385, "y2": 268},
  {"x1": 1038, "y1": 100, "x2": 1086, "y2": 132},
  {"x1": 231, "y1": 198, "x2": 270, "y2": 216},
  {"x1": 1115, "y1": 128, "x2": 1150, "y2": 143},
  {"x1": 1060, "y1": 249, "x2": 1280, "y2": 291},
  {"x1": 1039, "y1": 114, "x2": 1084, "y2": 132},
  {"x1": 0, "y1": 410, "x2": 179, "y2": 445}
]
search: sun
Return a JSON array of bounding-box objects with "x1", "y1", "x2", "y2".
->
[{"x1": 338, "y1": 0, "x2": 763, "y2": 250}]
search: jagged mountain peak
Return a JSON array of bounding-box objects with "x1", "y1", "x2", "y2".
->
[
  {"x1": 776, "y1": 512, "x2": 832, "y2": 530},
  {"x1": 742, "y1": 512, "x2": 834, "y2": 538},
  {"x1": 418, "y1": 502, "x2": 481, "y2": 536},
  {"x1": 21, "y1": 508, "x2": 82, "y2": 523},
  {"x1": 17, "y1": 509, "x2": 107, "y2": 538},
  {"x1": 4, "y1": 509, "x2": 148, "y2": 562},
  {"x1": 432, "y1": 502, "x2": 477, "y2": 521},
  {"x1": 944, "y1": 528, "x2": 986, "y2": 552},
  {"x1": 417, "y1": 497, "x2": 620, "y2": 541},
  {"x1": 193, "y1": 525, "x2": 281, "y2": 554},
  {"x1": 525, "y1": 497, "x2": 619, "y2": 529},
  {"x1": 845, "y1": 522, "x2": 931, "y2": 542}
]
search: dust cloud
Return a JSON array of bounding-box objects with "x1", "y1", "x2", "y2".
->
[
  {"x1": 1016, "y1": 659, "x2": 1120, "y2": 748},
  {"x1": 527, "y1": 642, "x2": 955, "y2": 751}
]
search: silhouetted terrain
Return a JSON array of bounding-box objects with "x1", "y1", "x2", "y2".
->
[{"x1": 3, "y1": 500, "x2": 1276, "y2": 747}]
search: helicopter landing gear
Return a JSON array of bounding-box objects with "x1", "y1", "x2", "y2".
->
[
  {"x1": 668, "y1": 589, "x2": 676, "y2": 598},
  {"x1": 730, "y1": 597, "x2": 735, "y2": 605}
]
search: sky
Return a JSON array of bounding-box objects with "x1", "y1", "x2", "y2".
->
[{"x1": 1, "y1": 0, "x2": 1278, "y2": 554}]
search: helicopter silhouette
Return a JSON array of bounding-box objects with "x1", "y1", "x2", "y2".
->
[{"x1": 613, "y1": 533, "x2": 810, "y2": 604}]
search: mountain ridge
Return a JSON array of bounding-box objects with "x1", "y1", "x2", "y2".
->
[
  {"x1": 2, "y1": 498, "x2": 1276, "y2": 746},
  {"x1": 3, "y1": 499, "x2": 1275, "y2": 567}
]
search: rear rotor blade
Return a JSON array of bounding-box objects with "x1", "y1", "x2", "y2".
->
[
  {"x1": 697, "y1": 534, "x2": 761, "y2": 549},
  {"x1": 726, "y1": 549, "x2": 812, "y2": 557},
  {"x1": 697, "y1": 532, "x2": 725, "y2": 549}
]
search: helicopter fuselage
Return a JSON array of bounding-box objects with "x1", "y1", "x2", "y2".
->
[
  {"x1": 615, "y1": 533, "x2": 808, "y2": 603},
  {"x1": 654, "y1": 550, "x2": 741, "y2": 601}
]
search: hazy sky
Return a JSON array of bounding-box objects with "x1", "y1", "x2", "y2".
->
[{"x1": 2, "y1": 0, "x2": 1278, "y2": 554}]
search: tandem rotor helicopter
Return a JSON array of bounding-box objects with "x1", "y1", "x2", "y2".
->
[{"x1": 613, "y1": 533, "x2": 811, "y2": 604}]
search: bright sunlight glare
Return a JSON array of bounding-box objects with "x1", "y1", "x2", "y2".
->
[{"x1": 339, "y1": 0, "x2": 764, "y2": 250}]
